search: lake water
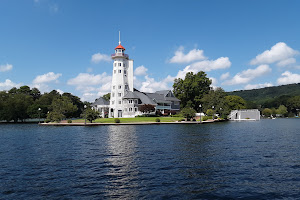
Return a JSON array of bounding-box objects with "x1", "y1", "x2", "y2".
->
[{"x1": 0, "y1": 119, "x2": 300, "y2": 199}]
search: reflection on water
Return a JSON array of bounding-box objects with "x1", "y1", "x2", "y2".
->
[
  {"x1": 105, "y1": 126, "x2": 139, "y2": 199},
  {"x1": 0, "y1": 119, "x2": 300, "y2": 199}
]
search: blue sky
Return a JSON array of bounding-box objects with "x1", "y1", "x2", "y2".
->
[{"x1": 1, "y1": 0, "x2": 300, "y2": 102}]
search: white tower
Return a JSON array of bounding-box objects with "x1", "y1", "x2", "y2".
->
[{"x1": 109, "y1": 32, "x2": 134, "y2": 118}]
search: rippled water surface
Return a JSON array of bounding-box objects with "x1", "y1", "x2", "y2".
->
[{"x1": 0, "y1": 119, "x2": 300, "y2": 199}]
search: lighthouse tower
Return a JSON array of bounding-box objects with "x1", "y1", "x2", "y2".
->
[{"x1": 109, "y1": 32, "x2": 134, "y2": 118}]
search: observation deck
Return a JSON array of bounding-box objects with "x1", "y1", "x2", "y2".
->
[{"x1": 111, "y1": 53, "x2": 129, "y2": 59}]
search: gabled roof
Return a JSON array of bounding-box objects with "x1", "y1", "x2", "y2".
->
[
  {"x1": 134, "y1": 91, "x2": 156, "y2": 105},
  {"x1": 115, "y1": 44, "x2": 125, "y2": 50},
  {"x1": 123, "y1": 91, "x2": 139, "y2": 99},
  {"x1": 91, "y1": 97, "x2": 109, "y2": 106},
  {"x1": 155, "y1": 90, "x2": 170, "y2": 96}
]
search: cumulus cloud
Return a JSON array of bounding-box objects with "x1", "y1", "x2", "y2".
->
[
  {"x1": 223, "y1": 65, "x2": 272, "y2": 85},
  {"x1": 0, "y1": 79, "x2": 22, "y2": 90},
  {"x1": 277, "y1": 71, "x2": 300, "y2": 85},
  {"x1": 68, "y1": 72, "x2": 112, "y2": 102},
  {"x1": 33, "y1": 72, "x2": 62, "y2": 84},
  {"x1": 220, "y1": 72, "x2": 230, "y2": 80},
  {"x1": 0, "y1": 64, "x2": 13, "y2": 72},
  {"x1": 139, "y1": 75, "x2": 170, "y2": 93},
  {"x1": 134, "y1": 65, "x2": 148, "y2": 76},
  {"x1": 190, "y1": 57, "x2": 231, "y2": 72},
  {"x1": 276, "y1": 58, "x2": 296, "y2": 67},
  {"x1": 169, "y1": 46, "x2": 207, "y2": 63},
  {"x1": 91, "y1": 53, "x2": 111, "y2": 63},
  {"x1": 250, "y1": 42, "x2": 299, "y2": 66},
  {"x1": 244, "y1": 83, "x2": 273, "y2": 90},
  {"x1": 67, "y1": 72, "x2": 111, "y2": 86}
]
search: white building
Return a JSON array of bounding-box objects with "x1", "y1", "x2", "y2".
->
[
  {"x1": 92, "y1": 33, "x2": 180, "y2": 118},
  {"x1": 228, "y1": 109, "x2": 260, "y2": 120}
]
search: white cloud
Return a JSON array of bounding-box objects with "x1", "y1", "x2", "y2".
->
[
  {"x1": 220, "y1": 72, "x2": 230, "y2": 80},
  {"x1": 244, "y1": 83, "x2": 273, "y2": 90},
  {"x1": 67, "y1": 72, "x2": 111, "y2": 86},
  {"x1": 0, "y1": 79, "x2": 22, "y2": 90},
  {"x1": 0, "y1": 64, "x2": 13, "y2": 72},
  {"x1": 223, "y1": 65, "x2": 272, "y2": 85},
  {"x1": 91, "y1": 53, "x2": 111, "y2": 63},
  {"x1": 190, "y1": 57, "x2": 231, "y2": 72},
  {"x1": 169, "y1": 46, "x2": 207, "y2": 63},
  {"x1": 33, "y1": 72, "x2": 62, "y2": 84},
  {"x1": 68, "y1": 73, "x2": 112, "y2": 102},
  {"x1": 139, "y1": 75, "x2": 170, "y2": 93},
  {"x1": 277, "y1": 71, "x2": 300, "y2": 85},
  {"x1": 276, "y1": 58, "x2": 296, "y2": 67},
  {"x1": 134, "y1": 65, "x2": 148, "y2": 76},
  {"x1": 250, "y1": 42, "x2": 299, "y2": 65}
]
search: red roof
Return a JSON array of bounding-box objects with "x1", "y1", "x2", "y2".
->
[{"x1": 115, "y1": 44, "x2": 125, "y2": 50}]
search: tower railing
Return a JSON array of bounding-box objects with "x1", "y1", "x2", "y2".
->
[{"x1": 111, "y1": 53, "x2": 129, "y2": 58}]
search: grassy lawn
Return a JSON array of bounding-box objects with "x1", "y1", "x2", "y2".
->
[{"x1": 72, "y1": 116, "x2": 183, "y2": 123}]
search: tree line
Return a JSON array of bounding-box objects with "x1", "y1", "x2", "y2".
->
[{"x1": 0, "y1": 86, "x2": 86, "y2": 122}]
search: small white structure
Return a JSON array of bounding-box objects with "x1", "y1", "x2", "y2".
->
[{"x1": 228, "y1": 109, "x2": 260, "y2": 121}]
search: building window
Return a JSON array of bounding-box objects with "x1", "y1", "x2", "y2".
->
[
  {"x1": 118, "y1": 85, "x2": 121, "y2": 89},
  {"x1": 129, "y1": 108, "x2": 132, "y2": 112},
  {"x1": 119, "y1": 70, "x2": 122, "y2": 73},
  {"x1": 112, "y1": 101, "x2": 114, "y2": 105},
  {"x1": 112, "y1": 93, "x2": 115, "y2": 97},
  {"x1": 134, "y1": 107, "x2": 137, "y2": 112},
  {"x1": 129, "y1": 100, "x2": 133, "y2": 104},
  {"x1": 124, "y1": 70, "x2": 126, "y2": 75},
  {"x1": 114, "y1": 63, "x2": 116, "y2": 67},
  {"x1": 119, "y1": 63, "x2": 122, "y2": 66},
  {"x1": 114, "y1": 70, "x2": 116, "y2": 74},
  {"x1": 118, "y1": 93, "x2": 122, "y2": 97},
  {"x1": 113, "y1": 86, "x2": 115, "y2": 89},
  {"x1": 124, "y1": 63, "x2": 126, "y2": 67},
  {"x1": 134, "y1": 100, "x2": 138, "y2": 104},
  {"x1": 119, "y1": 101, "x2": 121, "y2": 104}
]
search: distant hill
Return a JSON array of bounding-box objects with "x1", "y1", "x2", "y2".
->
[{"x1": 227, "y1": 83, "x2": 300, "y2": 104}]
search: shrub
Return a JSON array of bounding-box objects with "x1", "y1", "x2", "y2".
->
[
  {"x1": 155, "y1": 118, "x2": 160, "y2": 122},
  {"x1": 44, "y1": 119, "x2": 50, "y2": 123},
  {"x1": 202, "y1": 116, "x2": 212, "y2": 121},
  {"x1": 67, "y1": 119, "x2": 72, "y2": 123},
  {"x1": 181, "y1": 119, "x2": 185, "y2": 121},
  {"x1": 114, "y1": 118, "x2": 120, "y2": 123}
]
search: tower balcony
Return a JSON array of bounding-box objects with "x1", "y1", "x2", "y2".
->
[{"x1": 111, "y1": 53, "x2": 129, "y2": 59}]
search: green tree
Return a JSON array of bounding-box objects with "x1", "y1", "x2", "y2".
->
[
  {"x1": 276, "y1": 105, "x2": 288, "y2": 117},
  {"x1": 102, "y1": 93, "x2": 111, "y2": 101},
  {"x1": 84, "y1": 108, "x2": 100, "y2": 123},
  {"x1": 180, "y1": 107, "x2": 196, "y2": 121},
  {"x1": 173, "y1": 71, "x2": 212, "y2": 110},
  {"x1": 206, "y1": 108, "x2": 215, "y2": 117},
  {"x1": 62, "y1": 92, "x2": 84, "y2": 118},
  {"x1": 287, "y1": 95, "x2": 300, "y2": 116},
  {"x1": 201, "y1": 87, "x2": 229, "y2": 117},
  {"x1": 262, "y1": 108, "x2": 272, "y2": 117},
  {"x1": 47, "y1": 96, "x2": 78, "y2": 122},
  {"x1": 225, "y1": 95, "x2": 246, "y2": 111}
]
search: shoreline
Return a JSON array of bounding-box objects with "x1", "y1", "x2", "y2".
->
[{"x1": 39, "y1": 119, "x2": 226, "y2": 126}]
